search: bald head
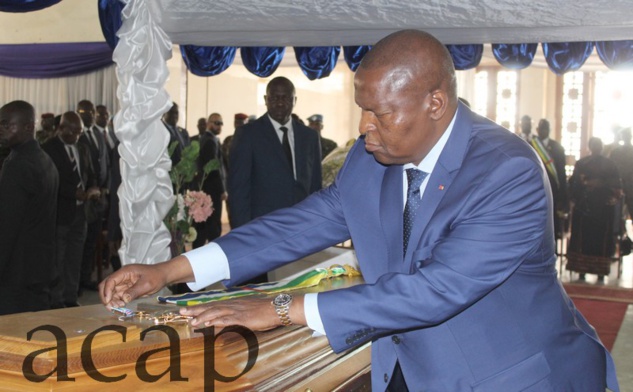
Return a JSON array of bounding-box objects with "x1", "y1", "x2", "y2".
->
[
  {"x1": 354, "y1": 30, "x2": 459, "y2": 166},
  {"x1": 0, "y1": 100, "x2": 36, "y2": 148},
  {"x1": 58, "y1": 111, "x2": 83, "y2": 145},
  {"x1": 359, "y1": 30, "x2": 457, "y2": 103}
]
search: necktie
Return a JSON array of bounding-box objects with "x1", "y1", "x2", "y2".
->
[
  {"x1": 403, "y1": 168, "x2": 428, "y2": 256},
  {"x1": 86, "y1": 128, "x2": 97, "y2": 149},
  {"x1": 66, "y1": 145, "x2": 83, "y2": 189},
  {"x1": 279, "y1": 126, "x2": 293, "y2": 168},
  {"x1": 102, "y1": 128, "x2": 112, "y2": 149}
]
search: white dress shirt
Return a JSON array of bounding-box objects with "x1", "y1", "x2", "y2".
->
[{"x1": 268, "y1": 115, "x2": 296, "y2": 179}]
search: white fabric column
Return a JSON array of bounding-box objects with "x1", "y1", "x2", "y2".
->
[{"x1": 113, "y1": 0, "x2": 174, "y2": 265}]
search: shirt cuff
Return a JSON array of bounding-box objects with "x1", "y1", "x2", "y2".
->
[
  {"x1": 184, "y1": 242, "x2": 230, "y2": 291},
  {"x1": 304, "y1": 293, "x2": 326, "y2": 336}
]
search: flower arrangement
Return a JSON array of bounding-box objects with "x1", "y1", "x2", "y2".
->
[{"x1": 164, "y1": 140, "x2": 218, "y2": 256}]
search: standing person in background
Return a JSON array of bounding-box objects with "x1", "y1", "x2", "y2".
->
[
  {"x1": 222, "y1": 113, "x2": 248, "y2": 228},
  {"x1": 36, "y1": 112, "x2": 56, "y2": 145},
  {"x1": 568, "y1": 137, "x2": 622, "y2": 282},
  {"x1": 307, "y1": 114, "x2": 338, "y2": 159},
  {"x1": 101, "y1": 30, "x2": 618, "y2": 392},
  {"x1": 77, "y1": 100, "x2": 110, "y2": 293},
  {"x1": 0, "y1": 100, "x2": 59, "y2": 315},
  {"x1": 222, "y1": 113, "x2": 248, "y2": 171},
  {"x1": 519, "y1": 115, "x2": 534, "y2": 142},
  {"x1": 191, "y1": 117, "x2": 207, "y2": 143},
  {"x1": 95, "y1": 105, "x2": 115, "y2": 155},
  {"x1": 44, "y1": 111, "x2": 100, "y2": 308},
  {"x1": 532, "y1": 119, "x2": 568, "y2": 239},
  {"x1": 193, "y1": 113, "x2": 227, "y2": 249},
  {"x1": 609, "y1": 127, "x2": 633, "y2": 218},
  {"x1": 228, "y1": 76, "x2": 322, "y2": 282},
  {"x1": 162, "y1": 102, "x2": 191, "y2": 166}
]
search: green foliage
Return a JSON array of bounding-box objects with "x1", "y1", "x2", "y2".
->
[{"x1": 169, "y1": 141, "x2": 200, "y2": 195}]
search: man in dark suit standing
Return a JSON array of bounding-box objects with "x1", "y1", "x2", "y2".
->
[
  {"x1": 534, "y1": 118, "x2": 568, "y2": 238},
  {"x1": 162, "y1": 102, "x2": 191, "y2": 166},
  {"x1": 193, "y1": 113, "x2": 226, "y2": 249},
  {"x1": 0, "y1": 100, "x2": 59, "y2": 315},
  {"x1": 44, "y1": 112, "x2": 100, "y2": 308},
  {"x1": 307, "y1": 114, "x2": 338, "y2": 159},
  {"x1": 77, "y1": 100, "x2": 110, "y2": 292},
  {"x1": 229, "y1": 77, "x2": 322, "y2": 228},
  {"x1": 228, "y1": 77, "x2": 322, "y2": 282}
]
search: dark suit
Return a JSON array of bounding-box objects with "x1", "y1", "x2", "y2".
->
[
  {"x1": 216, "y1": 104, "x2": 618, "y2": 391},
  {"x1": 228, "y1": 115, "x2": 322, "y2": 228},
  {"x1": 193, "y1": 131, "x2": 225, "y2": 248},
  {"x1": 0, "y1": 140, "x2": 59, "y2": 315},
  {"x1": 79, "y1": 125, "x2": 109, "y2": 189},
  {"x1": 43, "y1": 137, "x2": 97, "y2": 306},
  {"x1": 540, "y1": 138, "x2": 568, "y2": 236},
  {"x1": 163, "y1": 121, "x2": 191, "y2": 166},
  {"x1": 78, "y1": 125, "x2": 111, "y2": 288}
]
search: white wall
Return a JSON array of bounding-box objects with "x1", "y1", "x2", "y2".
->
[
  {"x1": 0, "y1": 0, "x2": 104, "y2": 44},
  {"x1": 167, "y1": 50, "x2": 359, "y2": 147}
]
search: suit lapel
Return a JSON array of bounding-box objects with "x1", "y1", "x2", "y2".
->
[
  {"x1": 380, "y1": 164, "x2": 405, "y2": 270},
  {"x1": 403, "y1": 103, "x2": 473, "y2": 265},
  {"x1": 293, "y1": 123, "x2": 306, "y2": 177}
]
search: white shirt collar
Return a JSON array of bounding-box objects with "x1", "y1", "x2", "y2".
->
[{"x1": 267, "y1": 114, "x2": 292, "y2": 131}]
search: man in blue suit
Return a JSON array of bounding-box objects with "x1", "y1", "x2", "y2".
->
[{"x1": 101, "y1": 30, "x2": 618, "y2": 391}]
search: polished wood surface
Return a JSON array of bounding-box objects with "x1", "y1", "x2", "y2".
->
[{"x1": 0, "y1": 275, "x2": 370, "y2": 391}]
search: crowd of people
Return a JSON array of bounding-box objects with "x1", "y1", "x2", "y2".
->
[
  {"x1": 520, "y1": 115, "x2": 633, "y2": 282},
  {"x1": 0, "y1": 100, "x2": 118, "y2": 314},
  {"x1": 0, "y1": 76, "x2": 345, "y2": 312},
  {"x1": 0, "y1": 28, "x2": 622, "y2": 390}
]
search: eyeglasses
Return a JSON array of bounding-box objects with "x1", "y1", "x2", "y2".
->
[{"x1": 213, "y1": 121, "x2": 223, "y2": 126}]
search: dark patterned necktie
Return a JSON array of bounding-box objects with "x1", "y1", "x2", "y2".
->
[
  {"x1": 403, "y1": 168, "x2": 428, "y2": 256},
  {"x1": 279, "y1": 126, "x2": 293, "y2": 167}
]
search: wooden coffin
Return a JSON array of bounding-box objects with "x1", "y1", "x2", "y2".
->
[{"x1": 0, "y1": 275, "x2": 370, "y2": 391}]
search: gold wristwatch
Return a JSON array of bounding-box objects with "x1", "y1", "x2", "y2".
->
[{"x1": 272, "y1": 293, "x2": 293, "y2": 326}]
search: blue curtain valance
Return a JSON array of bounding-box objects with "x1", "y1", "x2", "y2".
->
[
  {"x1": 446, "y1": 44, "x2": 484, "y2": 71},
  {"x1": 240, "y1": 47, "x2": 285, "y2": 78},
  {"x1": 596, "y1": 40, "x2": 633, "y2": 71},
  {"x1": 0, "y1": 0, "x2": 59, "y2": 12},
  {"x1": 180, "y1": 45, "x2": 237, "y2": 77},
  {"x1": 98, "y1": 0, "x2": 124, "y2": 50},
  {"x1": 542, "y1": 42, "x2": 594, "y2": 75},
  {"x1": 294, "y1": 46, "x2": 341, "y2": 80},
  {"x1": 0, "y1": 42, "x2": 113, "y2": 78},
  {"x1": 491, "y1": 43, "x2": 538, "y2": 69},
  {"x1": 343, "y1": 45, "x2": 372, "y2": 72}
]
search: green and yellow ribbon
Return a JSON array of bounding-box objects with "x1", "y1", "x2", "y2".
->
[{"x1": 157, "y1": 264, "x2": 361, "y2": 306}]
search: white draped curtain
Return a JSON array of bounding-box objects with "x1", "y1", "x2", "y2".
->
[{"x1": 0, "y1": 64, "x2": 118, "y2": 118}]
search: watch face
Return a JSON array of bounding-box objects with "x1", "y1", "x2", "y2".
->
[{"x1": 273, "y1": 293, "x2": 292, "y2": 306}]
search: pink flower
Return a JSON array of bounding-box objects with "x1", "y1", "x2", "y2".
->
[{"x1": 184, "y1": 190, "x2": 213, "y2": 223}]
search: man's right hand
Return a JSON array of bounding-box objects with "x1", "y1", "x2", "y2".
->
[{"x1": 99, "y1": 256, "x2": 195, "y2": 309}]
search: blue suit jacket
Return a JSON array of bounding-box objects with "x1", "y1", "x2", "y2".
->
[
  {"x1": 227, "y1": 114, "x2": 322, "y2": 228},
  {"x1": 216, "y1": 104, "x2": 618, "y2": 391}
]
